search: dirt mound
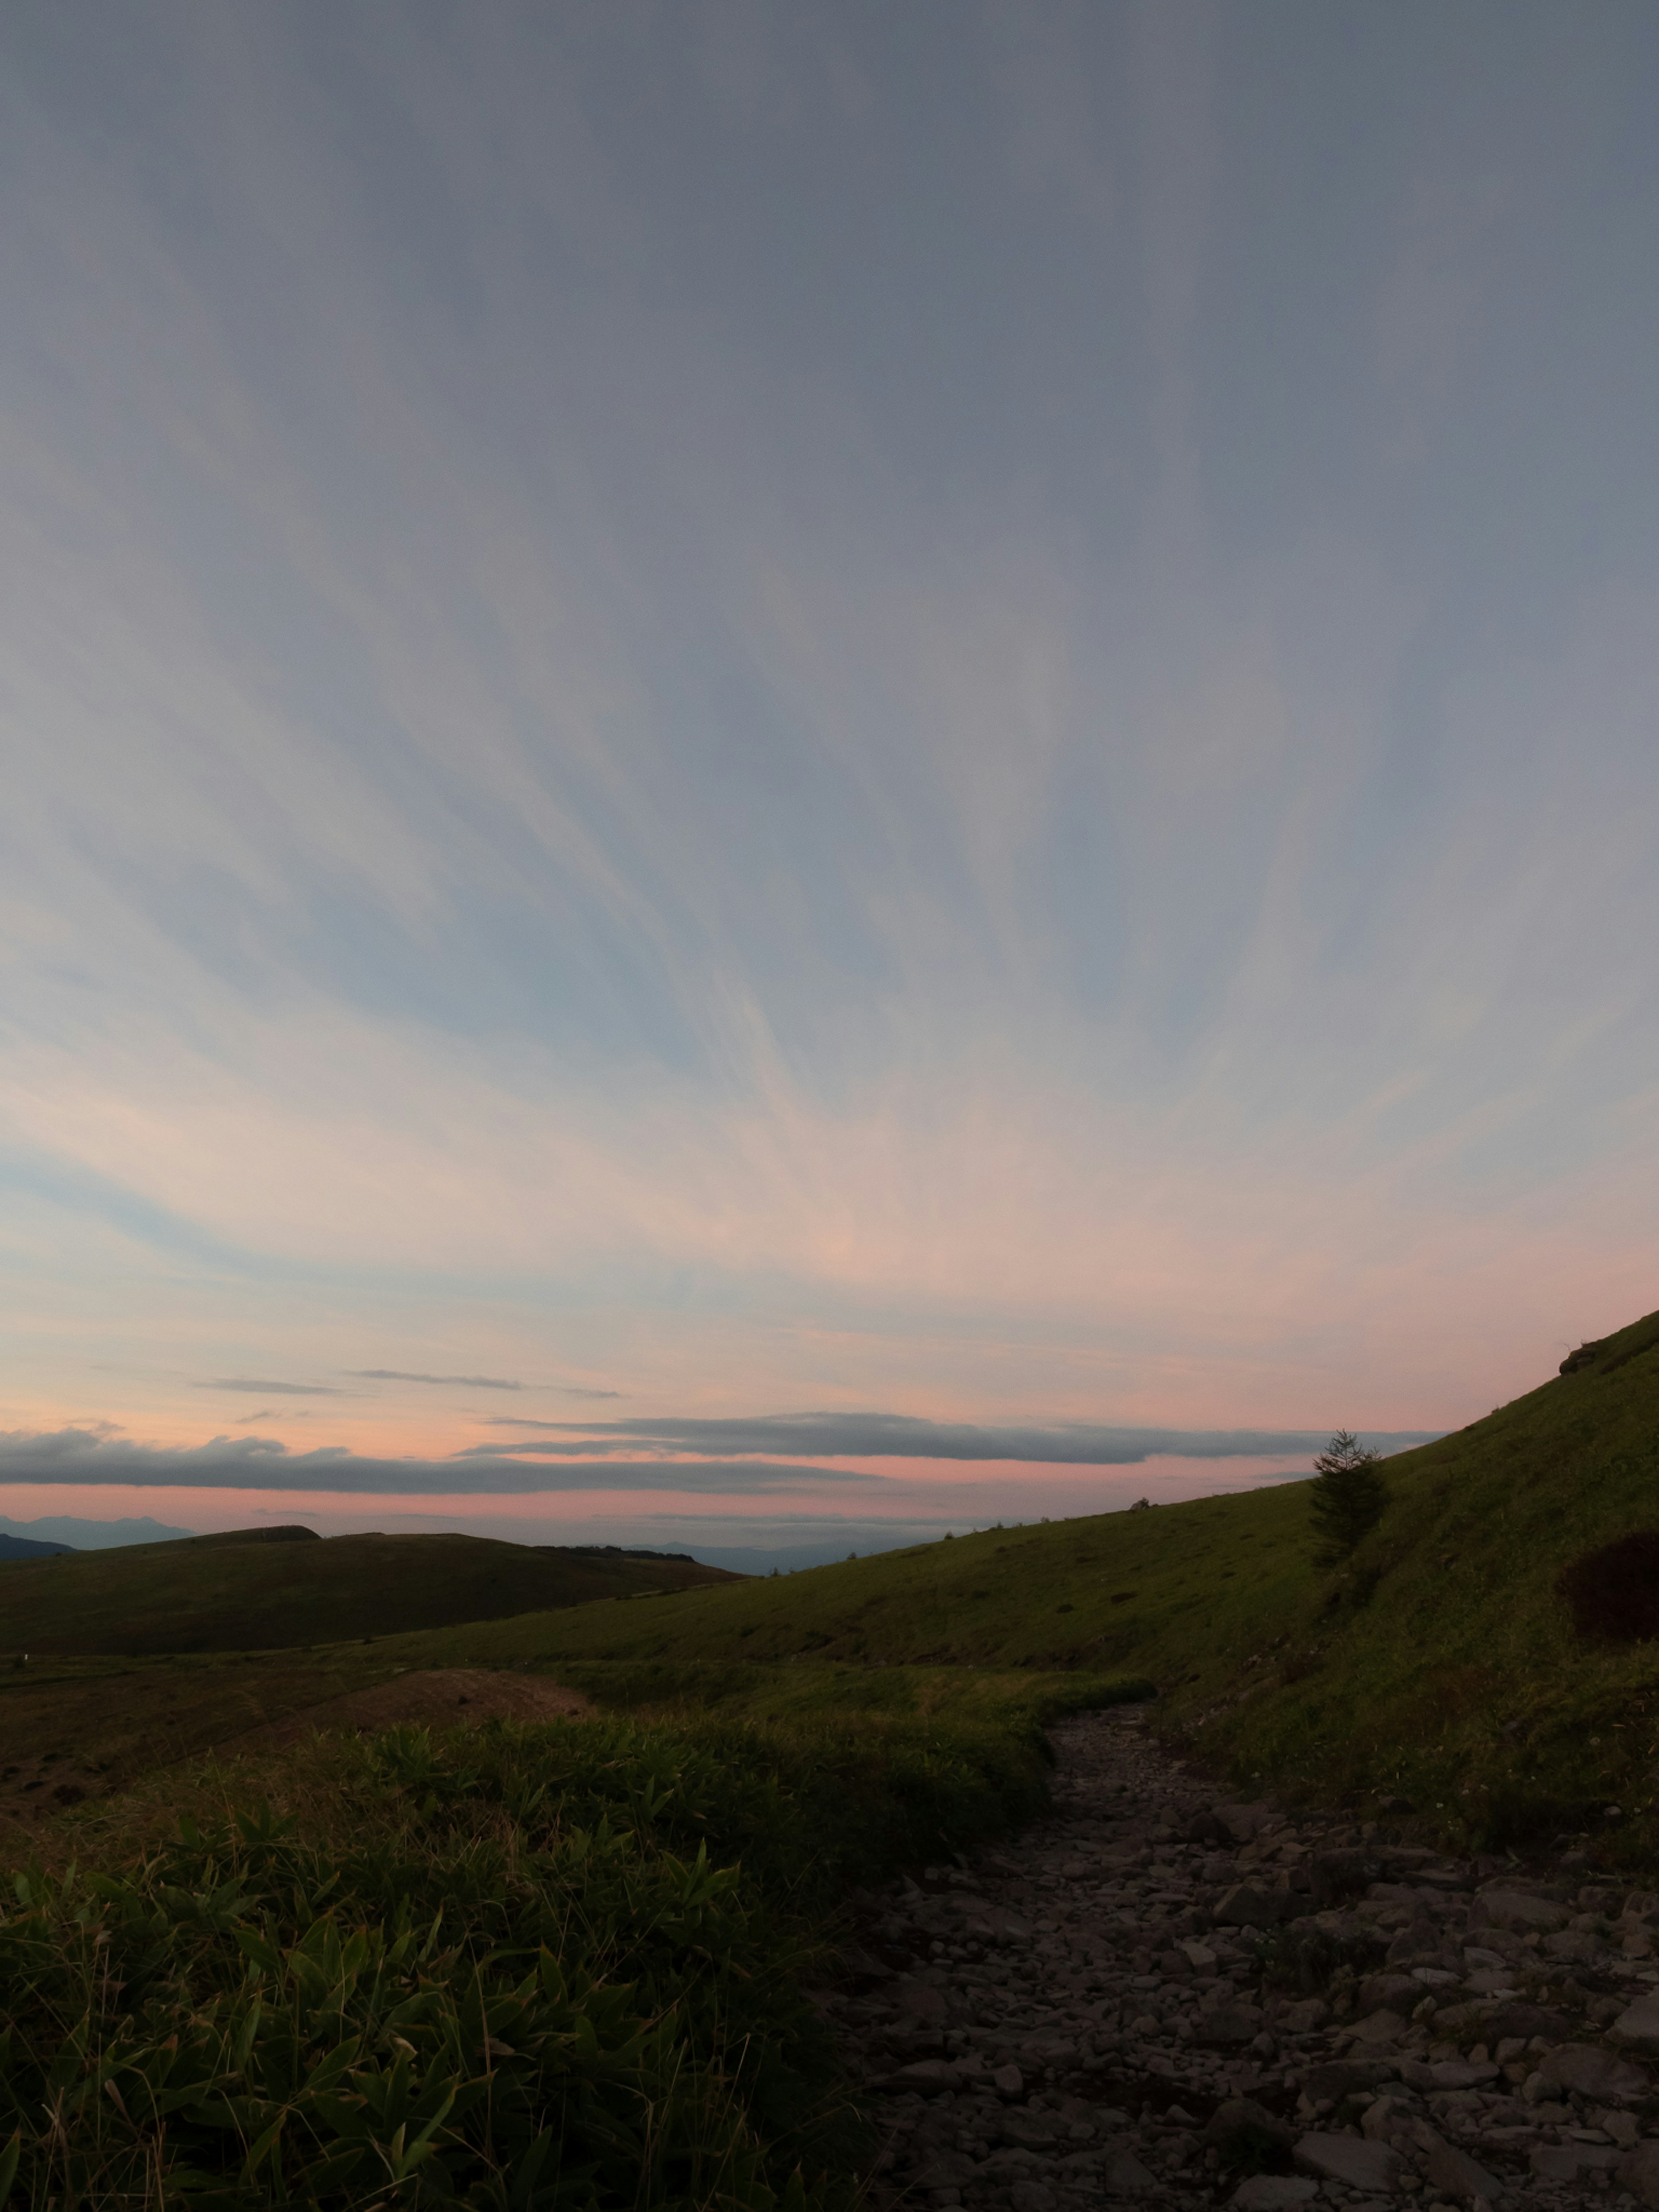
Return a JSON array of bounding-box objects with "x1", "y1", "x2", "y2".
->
[{"x1": 232, "y1": 1668, "x2": 593, "y2": 1751}]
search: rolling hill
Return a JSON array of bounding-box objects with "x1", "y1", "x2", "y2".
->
[
  {"x1": 10, "y1": 1306, "x2": 1659, "y2": 1856},
  {"x1": 346, "y1": 1306, "x2": 1659, "y2": 1853},
  {"x1": 0, "y1": 1527, "x2": 737, "y2": 1655}
]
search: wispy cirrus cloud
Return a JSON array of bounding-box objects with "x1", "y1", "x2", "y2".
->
[
  {"x1": 195, "y1": 1379, "x2": 349, "y2": 1397},
  {"x1": 2, "y1": 5, "x2": 1657, "y2": 1478},
  {"x1": 347, "y1": 1370, "x2": 525, "y2": 1391},
  {"x1": 350, "y1": 1373, "x2": 623, "y2": 1397}
]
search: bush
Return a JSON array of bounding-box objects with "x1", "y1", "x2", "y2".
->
[
  {"x1": 1306, "y1": 1432, "x2": 1389, "y2": 1567},
  {"x1": 1557, "y1": 1530, "x2": 1659, "y2": 1642}
]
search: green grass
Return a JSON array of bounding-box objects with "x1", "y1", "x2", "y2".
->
[
  {"x1": 0, "y1": 1532, "x2": 734, "y2": 1657},
  {"x1": 0, "y1": 1690, "x2": 1082, "y2": 2210}
]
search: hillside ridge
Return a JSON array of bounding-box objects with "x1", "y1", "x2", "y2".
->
[{"x1": 0, "y1": 1527, "x2": 738, "y2": 1656}]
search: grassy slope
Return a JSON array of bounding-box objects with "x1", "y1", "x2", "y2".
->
[
  {"x1": 0, "y1": 1649, "x2": 1146, "y2": 1847},
  {"x1": 0, "y1": 1647, "x2": 439, "y2": 1826},
  {"x1": 0, "y1": 1529, "x2": 734, "y2": 1656},
  {"x1": 351, "y1": 1308, "x2": 1659, "y2": 1852}
]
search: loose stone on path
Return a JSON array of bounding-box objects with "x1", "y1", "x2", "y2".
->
[{"x1": 825, "y1": 1705, "x2": 1659, "y2": 2209}]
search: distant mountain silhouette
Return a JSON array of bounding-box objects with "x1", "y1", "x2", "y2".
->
[
  {"x1": 0, "y1": 1532, "x2": 76, "y2": 1563},
  {"x1": 0, "y1": 1513, "x2": 194, "y2": 1551}
]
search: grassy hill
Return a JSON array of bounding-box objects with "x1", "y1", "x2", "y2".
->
[
  {"x1": 6, "y1": 1313, "x2": 1659, "y2": 2208},
  {"x1": 0, "y1": 1527, "x2": 736, "y2": 1656},
  {"x1": 339, "y1": 1306, "x2": 1659, "y2": 1855}
]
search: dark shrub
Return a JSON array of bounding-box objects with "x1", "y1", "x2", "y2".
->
[{"x1": 1557, "y1": 1531, "x2": 1659, "y2": 1642}]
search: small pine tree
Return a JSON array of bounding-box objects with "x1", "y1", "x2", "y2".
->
[{"x1": 1307, "y1": 1430, "x2": 1388, "y2": 1566}]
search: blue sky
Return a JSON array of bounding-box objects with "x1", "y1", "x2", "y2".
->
[{"x1": 2, "y1": 3, "x2": 1657, "y2": 1555}]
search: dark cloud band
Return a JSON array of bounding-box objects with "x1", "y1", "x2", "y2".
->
[
  {"x1": 0, "y1": 1428, "x2": 881, "y2": 1495},
  {"x1": 464, "y1": 1412, "x2": 1440, "y2": 1465}
]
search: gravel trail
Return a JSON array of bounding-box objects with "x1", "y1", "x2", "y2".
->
[{"x1": 828, "y1": 1706, "x2": 1659, "y2": 2211}]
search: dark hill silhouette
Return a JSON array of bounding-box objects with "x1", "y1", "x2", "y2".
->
[
  {"x1": 0, "y1": 1534, "x2": 75, "y2": 1564},
  {"x1": 1, "y1": 1529, "x2": 737, "y2": 1656}
]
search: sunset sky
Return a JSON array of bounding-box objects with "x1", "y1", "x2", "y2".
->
[{"x1": 4, "y1": 4, "x2": 1658, "y2": 1563}]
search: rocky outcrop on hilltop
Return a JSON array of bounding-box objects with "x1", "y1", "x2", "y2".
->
[{"x1": 826, "y1": 1707, "x2": 1659, "y2": 2210}]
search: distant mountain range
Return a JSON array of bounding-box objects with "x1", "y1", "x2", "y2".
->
[{"x1": 0, "y1": 1513, "x2": 195, "y2": 1552}]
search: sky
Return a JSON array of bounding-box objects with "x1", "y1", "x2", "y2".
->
[{"x1": 3, "y1": 2, "x2": 1658, "y2": 1564}]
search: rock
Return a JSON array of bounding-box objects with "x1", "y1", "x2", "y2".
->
[
  {"x1": 1361, "y1": 2096, "x2": 1416, "y2": 2143},
  {"x1": 1281, "y1": 1996, "x2": 1328, "y2": 2033},
  {"x1": 912, "y1": 2151, "x2": 979, "y2": 2187},
  {"x1": 1229, "y1": 2181, "x2": 1319, "y2": 2211},
  {"x1": 1310, "y1": 1847, "x2": 1386, "y2": 1906},
  {"x1": 1009, "y1": 2181, "x2": 1057, "y2": 2212},
  {"x1": 1611, "y1": 1994, "x2": 1659, "y2": 2047},
  {"x1": 1020, "y1": 2032, "x2": 1077, "y2": 2066},
  {"x1": 1473, "y1": 1887, "x2": 1568, "y2": 1933},
  {"x1": 1537, "y1": 2040, "x2": 1647, "y2": 2100},
  {"x1": 1000, "y1": 2110, "x2": 1059, "y2": 2148},
  {"x1": 1215, "y1": 1802, "x2": 1275, "y2": 1842},
  {"x1": 1431, "y1": 2000, "x2": 1496, "y2": 2038},
  {"x1": 1385, "y1": 1923, "x2": 1442, "y2": 1965},
  {"x1": 839, "y1": 1942, "x2": 892, "y2": 1980},
  {"x1": 1301, "y1": 2059, "x2": 1398, "y2": 2102},
  {"x1": 1358, "y1": 1973, "x2": 1425, "y2": 2014},
  {"x1": 1293, "y1": 2132, "x2": 1402, "y2": 2191},
  {"x1": 1478, "y1": 2002, "x2": 1578, "y2": 2044},
  {"x1": 1530, "y1": 2141, "x2": 1620, "y2": 2184},
  {"x1": 1100, "y1": 2150, "x2": 1160, "y2": 2196},
  {"x1": 1442, "y1": 2059, "x2": 1497, "y2": 2091},
  {"x1": 1424, "y1": 2135, "x2": 1504, "y2": 2202},
  {"x1": 1619, "y1": 2140, "x2": 1659, "y2": 2207},
  {"x1": 888, "y1": 2059, "x2": 959, "y2": 2094},
  {"x1": 1532, "y1": 2143, "x2": 1589, "y2": 2182},
  {"x1": 1214, "y1": 1883, "x2": 1297, "y2": 1927},
  {"x1": 1204, "y1": 2096, "x2": 1294, "y2": 2150},
  {"x1": 894, "y1": 1979, "x2": 953, "y2": 2023},
  {"x1": 1197, "y1": 2004, "x2": 1266, "y2": 2046},
  {"x1": 1543, "y1": 1927, "x2": 1604, "y2": 1961}
]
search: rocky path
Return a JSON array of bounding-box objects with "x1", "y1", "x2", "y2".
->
[{"x1": 827, "y1": 1706, "x2": 1659, "y2": 2212}]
